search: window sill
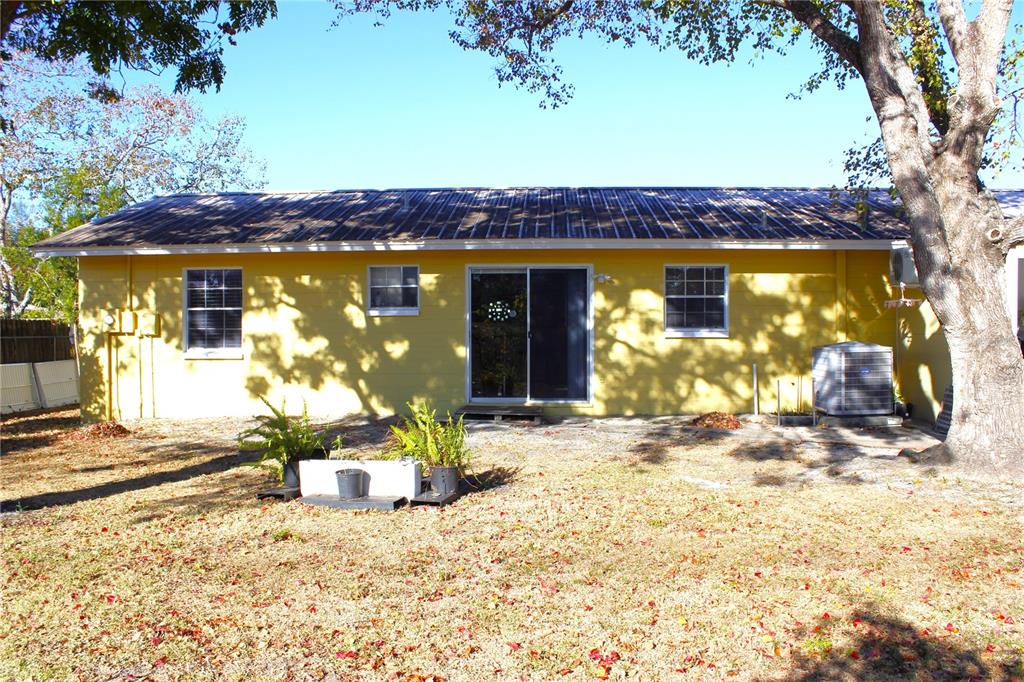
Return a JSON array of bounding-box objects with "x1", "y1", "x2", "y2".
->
[
  {"x1": 185, "y1": 349, "x2": 245, "y2": 360},
  {"x1": 665, "y1": 329, "x2": 729, "y2": 339},
  {"x1": 368, "y1": 308, "x2": 419, "y2": 317}
]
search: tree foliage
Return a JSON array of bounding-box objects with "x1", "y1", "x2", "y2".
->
[
  {"x1": 340, "y1": 1, "x2": 1021, "y2": 185},
  {"x1": 0, "y1": 52, "x2": 265, "y2": 320},
  {"x1": 1, "y1": 1, "x2": 277, "y2": 94},
  {"x1": 4, "y1": 169, "x2": 126, "y2": 322}
]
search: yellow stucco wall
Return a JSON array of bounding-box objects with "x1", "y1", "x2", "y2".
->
[
  {"x1": 77, "y1": 248, "x2": 943, "y2": 421},
  {"x1": 895, "y1": 292, "x2": 950, "y2": 423}
]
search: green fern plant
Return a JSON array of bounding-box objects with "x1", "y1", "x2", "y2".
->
[
  {"x1": 238, "y1": 397, "x2": 326, "y2": 483},
  {"x1": 387, "y1": 402, "x2": 471, "y2": 471}
]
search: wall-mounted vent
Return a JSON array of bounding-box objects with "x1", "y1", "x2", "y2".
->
[
  {"x1": 812, "y1": 342, "x2": 894, "y2": 416},
  {"x1": 890, "y1": 243, "x2": 920, "y2": 287}
]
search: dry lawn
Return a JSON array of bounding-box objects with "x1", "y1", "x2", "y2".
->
[{"x1": 1, "y1": 408, "x2": 1022, "y2": 682}]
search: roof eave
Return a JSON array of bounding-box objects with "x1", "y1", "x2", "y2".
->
[{"x1": 30, "y1": 237, "x2": 902, "y2": 258}]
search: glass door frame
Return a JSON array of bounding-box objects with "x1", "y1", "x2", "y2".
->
[{"x1": 465, "y1": 264, "x2": 594, "y2": 405}]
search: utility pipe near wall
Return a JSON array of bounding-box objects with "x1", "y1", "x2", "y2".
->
[
  {"x1": 777, "y1": 378, "x2": 782, "y2": 427},
  {"x1": 105, "y1": 333, "x2": 113, "y2": 421},
  {"x1": 752, "y1": 363, "x2": 759, "y2": 415},
  {"x1": 811, "y1": 378, "x2": 817, "y2": 426}
]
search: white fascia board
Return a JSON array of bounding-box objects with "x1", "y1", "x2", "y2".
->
[{"x1": 31, "y1": 237, "x2": 898, "y2": 258}]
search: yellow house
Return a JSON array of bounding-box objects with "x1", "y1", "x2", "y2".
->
[{"x1": 32, "y1": 187, "x2": 982, "y2": 424}]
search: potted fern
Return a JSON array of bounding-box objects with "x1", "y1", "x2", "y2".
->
[
  {"x1": 388, "y1": 402, "x2": 470, "y2": 496},
  {"x1": 238, "y1": 397, "x2": 326, "y2": 488}
]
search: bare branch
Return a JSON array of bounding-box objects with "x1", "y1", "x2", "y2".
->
[
  {"x1": 971, "y1": 0, "x2": 1014, "y2": 80},
  {"x1": 935, "y1": 0, "x2": 968, "y2": 63},
  {"x1": 937, "y1": 0, "x2": 1013, "y2": 169}
]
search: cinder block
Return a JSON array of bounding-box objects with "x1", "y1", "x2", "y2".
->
[{"x1": 299, "y1": 459, "x2": 421, "y2": 500}]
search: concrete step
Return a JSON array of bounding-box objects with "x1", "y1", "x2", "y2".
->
[{"x1": 456, "y1": 405, "x2": 544, "y2": 424}]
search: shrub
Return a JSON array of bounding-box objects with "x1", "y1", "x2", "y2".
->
[
  {"x1": 238, "y1": 397, "x2": 326, "y2": 483},
  {"x1": 387, "y1": 401, "x2": 471, "y2": 472}
]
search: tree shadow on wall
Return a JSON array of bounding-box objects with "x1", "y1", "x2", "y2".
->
[
  {"x1": 592, "y1": 257, "x2": 899, "y2": 417},
  {"x1": 783, "y1": 606, "x2": 1021, "y2": 681},
  {"x1": 240, "y1": 267, "x2": 465, "y2": 416}
]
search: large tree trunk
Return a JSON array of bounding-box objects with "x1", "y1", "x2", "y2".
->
[
  {"x1": 917, "y1": 167, "x2": 1024, "y2": 474},
  {"x1": 846, "y1": 0, "x2": 1024, "y2": 475},
  {"x1": 892, "y1": 184, "x2": 1024, "y2": 475},
  {"x1": 922, "y1": 197, "x2": 1024, "y2": 474},
  {"x1": 941, "y1": 311, "x2": 1024, "y2": 473}
]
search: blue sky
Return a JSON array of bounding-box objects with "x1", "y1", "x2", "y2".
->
[{"x1": 130, "y1": 1, "x2": 1023, "y2": 191}]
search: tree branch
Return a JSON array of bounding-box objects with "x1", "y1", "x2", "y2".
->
[
  {"x1": 971, "y1": 0, "x2": 1014, "y2": 79},
  {"x1": 935, "y1": 0, "x2": 968, "y2": 63},
  {"x1": 760, "y1": 0, "x2": 863, "y2": 75},
  {"x1": 848, "y1": 1, "x2": 936, "y2": 159},
  {"x1": 528, "y1": 0, "x2": 574, "y2": 32},
  {"x1": 938, "y1": 0, "x2": 1012, "y2": 171},
  {"x1": 1000, "y1": 213, "x2": 1024, "y2": 252}
]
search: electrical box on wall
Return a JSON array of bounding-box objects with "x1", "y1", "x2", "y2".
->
[
  {"x1": 137, "y1": 312, "x2": 161, "y2": 337},
  {"x1": 119, "y1": 311, "x2": 137, "y2": 334}
]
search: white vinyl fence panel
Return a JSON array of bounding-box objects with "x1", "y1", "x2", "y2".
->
[
  {"x1": 34, "y1": 359, "x2": 79, "y2": 408},
  {"x1": 1, "y1": 359, "x2": 79, "y2": 414},
  {"x1": 1, "y1": 363, "x2": 39, "y2": 413}
]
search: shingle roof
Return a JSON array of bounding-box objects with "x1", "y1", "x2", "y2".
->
[{"x1": 30, "y1": 187, "x2": 1024, "y2": 252}]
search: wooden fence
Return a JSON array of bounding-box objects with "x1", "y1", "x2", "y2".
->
[{"x1": 0, "y1": 319, "x2": 75, "y2": 364}]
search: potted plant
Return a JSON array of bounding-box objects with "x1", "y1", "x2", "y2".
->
[
  {"x1": 388, "y1": 402, "x2": 471, "y2": 496},
  {"x1": 238, "y1": 397, "x2": 326, "y2": 488}
]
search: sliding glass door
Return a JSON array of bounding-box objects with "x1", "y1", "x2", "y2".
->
[
  {"x1": 470, "y1": 271, "x2": 528, "y2": 399},
  {"x1": 469, "y1": 267, "x2": 589, "y2": 402},
  {"x1": 529, "y1": 269, "x2": 589, "y2": 400}
]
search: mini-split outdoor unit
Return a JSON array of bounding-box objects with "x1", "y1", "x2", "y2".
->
[
  {"x1": 890, "y1": 243, "x2": 920, "y2": 288},
  {"x1": 812, "y1": 342, "x2": 894, "y2": 416}
]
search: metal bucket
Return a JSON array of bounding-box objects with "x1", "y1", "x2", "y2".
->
[
  {"x1": 430, "y1": 466, "x2": 458, "y2": 496},
  {"x1": 283, "y1": 461, "x2": 300, "y2": 488},
  {"x1": 335, "y1": 468, "x2": 364, "y2": 499}
]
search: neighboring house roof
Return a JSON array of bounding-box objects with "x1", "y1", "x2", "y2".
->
[{"x1": 30, "y1": 187, "x2": 1024, "y2": 256}]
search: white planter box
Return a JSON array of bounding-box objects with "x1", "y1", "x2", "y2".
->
[{"x1": 298, "y1": 459, "x2": 421, "y2": 500}]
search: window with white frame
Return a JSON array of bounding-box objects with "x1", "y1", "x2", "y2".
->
[
  {"x1": 186, "y1": 268, "x2": 242, "y2": 350},
  {"x1": 368, "y1": 265, "x2": 419, "y2": 315},
  {"x1": 664, "y1": 265, "x2": 728, "y2": 336}
]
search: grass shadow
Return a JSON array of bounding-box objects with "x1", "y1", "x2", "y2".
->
[
  {"x1": 0, "y1": 408, "x2": 82, "y2": 455},
  {"x1": 466, "y1": 466, "x2": 521, "y2": 492},
  {"x1": 127, "y1": 471, "x2": 263, "y2": 523},
  {"x1": 731, "y1": 437, "x2": 915, "y2": 487},
  {"x1": 730, "y1": 440, "x2": 800, "y2": 462},
  {"x1": 0, "y1": 451, "x2": 243, "y2": 512},
  {"x1": 784, "y1": 607, "x2": 1022, "y2": 681}
]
